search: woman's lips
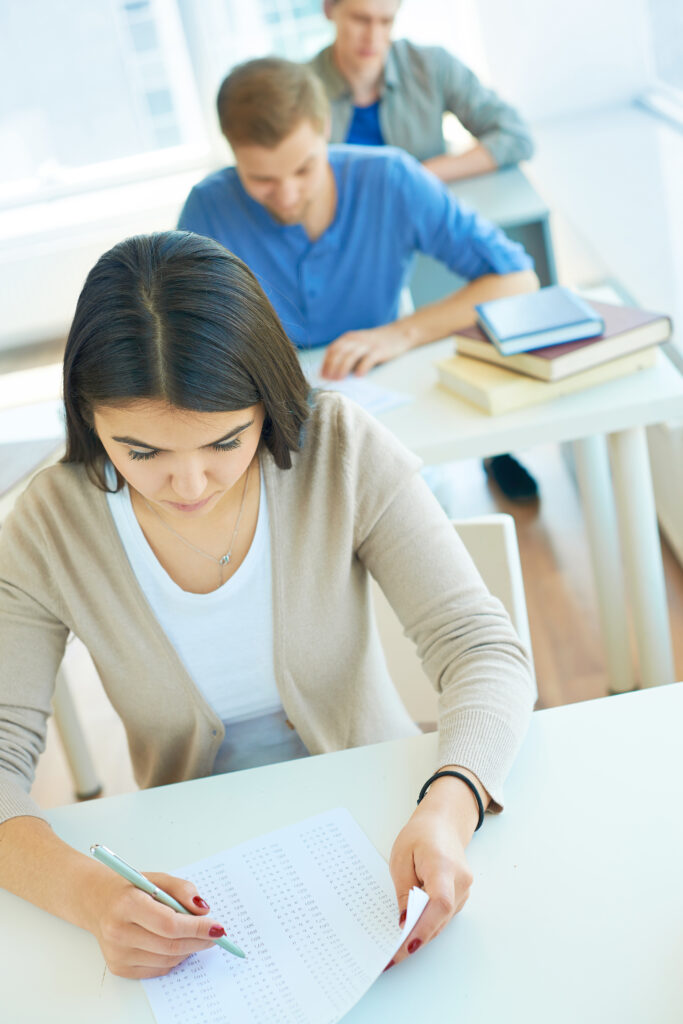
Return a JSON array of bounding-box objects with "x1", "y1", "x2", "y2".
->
[{"x1": 164, "y1": 494, "x2": 214, "y2": 512}]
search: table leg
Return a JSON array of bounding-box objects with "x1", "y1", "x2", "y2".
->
[
  {"x1": 607, "y1": 427, "x2": 676, "y2": 687},
  {"x1": 573, "y1": 435, "x2": 635, "y2": 693},
  {"x1": 505, "y1": 219, "x2": 557, "y2": 288},
  {"x1": 540, "y1": 215, "x2": 558, "y2": 286}
]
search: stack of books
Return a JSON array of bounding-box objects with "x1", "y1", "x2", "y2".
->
[{"x1": 436, "y1": 286, "x2": 672, "y2": 415}]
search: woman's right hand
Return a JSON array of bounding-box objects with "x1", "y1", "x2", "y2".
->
[
  {"x1": 0, "y1": 818, "x2": 227, "y2": 978},
  {"x1": 90, "y1": 871, "x2": 226, "y2": 978}
]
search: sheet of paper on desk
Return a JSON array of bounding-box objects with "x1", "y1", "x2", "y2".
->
[
  {"x1": 142, "y1": 808, "x2": 428, "y2": 1024},
  {"x1": 316, "y1": 376, "x2": 413, "y2": 416},
  {"x1": 297, "y1": 351, "x2": 412, "y2": 415}
]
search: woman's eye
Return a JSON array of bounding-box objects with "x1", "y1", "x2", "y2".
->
[
  {"x1": 127, "y1": 438, "x2": 241, "y2": 460},
  {"x1": 128, "y1": 449, "x2": 158, "y2": 461},
  {"x1": 212, "y1": 438, "x2": 242, "y2": 452}
]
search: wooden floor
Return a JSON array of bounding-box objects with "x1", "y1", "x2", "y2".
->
[{"x1": 31, "y1": 441, "x2": 683, "y2": 809}]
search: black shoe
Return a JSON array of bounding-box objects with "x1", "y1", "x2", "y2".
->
[{"x1": 483, "y1": 454, "x2": 539, "y2": 503}]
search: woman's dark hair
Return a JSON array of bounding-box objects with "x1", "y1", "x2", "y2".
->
[{"x1": 62, "y1": 231, "x2": 311, "y2": 489}]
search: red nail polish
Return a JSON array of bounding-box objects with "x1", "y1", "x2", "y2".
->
[
  {"x1": 399, "y1": 909, "x2": 407, "y2": 926},
  {"x1": 407, "y1": 938, "x2": 422, "y2": 955},
  {"x1": 383, "y1": 960, "x2": 395, "y2": 972},
  {"x1": 193, "y1": 896, "x2": 210, "y2": 909},
  {"x1": 209, "y1": 926, "x2": 225, "y2": 938}
]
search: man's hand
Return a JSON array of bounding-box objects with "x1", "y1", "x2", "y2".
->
[
  {"x1": 320, "y1": 324, "x2": 412, "y2": 380},
  {"x1": 319, "y1": 268, "x2": 538, "y2": 381}
]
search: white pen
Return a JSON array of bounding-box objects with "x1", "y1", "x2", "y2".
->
[{"x1": 90, "y1": 843, "x2": 246, "y2": 958}]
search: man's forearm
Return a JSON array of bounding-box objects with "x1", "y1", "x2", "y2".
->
[
  {"x1": 319, "y1": 270, "x2": 539, "y2": 379},
  {"x1": 422, "y1": 143, "x2": 498, "y2": 183},
  {"x1": 397, "y1": 269, "x2": 540, "y2": 349}
]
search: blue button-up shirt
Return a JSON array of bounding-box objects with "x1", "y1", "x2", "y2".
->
[{"x1": 177, "y1": 145, "x2": 532, "y2": 348}]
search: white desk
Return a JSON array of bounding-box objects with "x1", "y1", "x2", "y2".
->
[
  {"x1": 360, "y1": 341, "x2": 682, "y2": 693},
  {"x1": 2, "y1": 684, "x2": 682, "y2": 1023}
]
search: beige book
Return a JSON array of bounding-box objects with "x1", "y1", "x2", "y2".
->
[{"x1": 436, "y1": 346, "x2": 659, "y2": 416}]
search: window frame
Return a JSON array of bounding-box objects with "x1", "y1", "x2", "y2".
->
[{"x1": 0, "y1": 0, "x2": 215, "y2": 211}]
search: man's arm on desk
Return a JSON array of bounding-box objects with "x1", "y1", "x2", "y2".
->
[
  {"x1": 422, "y1": 48, "x2": 534, "y2": 184},
  {"x1": 422, "y1": 143, "x2": 498, "y2": 183},
  {"x1": 320, "y1": 268, "x2": 539, "y2": 379}
]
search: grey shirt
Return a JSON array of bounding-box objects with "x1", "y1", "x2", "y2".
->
[{"x1": 309, "y1": 39, "x2": 534, "y2": 168}]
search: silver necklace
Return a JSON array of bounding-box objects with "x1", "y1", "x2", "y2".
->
[{"x1": 141, "y1": 462, "x2": 252, "y2": 586}]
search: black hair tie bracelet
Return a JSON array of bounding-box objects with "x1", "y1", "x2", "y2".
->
[{"x1": 417, "y1": 770, "x2": 485, "y2": 831}]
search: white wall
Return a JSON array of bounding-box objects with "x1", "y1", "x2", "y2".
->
[
  {"x1": 473, "y1": 0, "x2": 656, "y2": 120},
  {"x1": 0, "y1": 170, "x2": 201, "y2": 349}
]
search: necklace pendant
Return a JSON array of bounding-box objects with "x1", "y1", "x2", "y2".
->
[{"x1": 219, "y1": 553, "x2": 231, "y2": 566}]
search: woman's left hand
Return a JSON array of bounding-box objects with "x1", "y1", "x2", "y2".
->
[{"x1": 386, "y1": 769, "x2": 486, "y2": 969}]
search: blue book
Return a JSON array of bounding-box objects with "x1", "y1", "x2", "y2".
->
[{"x1": 475, "y1": 287, "x2": 605, "y2": 355}]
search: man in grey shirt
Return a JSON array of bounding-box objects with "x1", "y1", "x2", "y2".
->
[
  {"x1": 310, "y1": 0, "x2": 534, "y2": 182},
  {"x1": 310, "y1": 0, "x2": 538, "y2": 500}
]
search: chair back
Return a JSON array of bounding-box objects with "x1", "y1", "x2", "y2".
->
[{"x1": 371, "y1": 513, "x2": 533, "y2": 723}]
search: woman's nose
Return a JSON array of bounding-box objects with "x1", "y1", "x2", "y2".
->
[{"x1": 170, "y1": 463, "x2": 207, "y2": 502}]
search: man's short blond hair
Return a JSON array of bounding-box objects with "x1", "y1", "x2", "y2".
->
[{"x1": 217, "y1": 58, "x2": 329, "y2": 148}]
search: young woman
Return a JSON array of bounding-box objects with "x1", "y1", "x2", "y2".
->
[{"x1": 0, "y1": 231, "x2": 535, "y2": 979}]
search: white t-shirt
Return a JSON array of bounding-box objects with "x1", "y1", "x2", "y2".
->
[{"x1": 106, "y1": 466, "x2": 280, "y2": 724}]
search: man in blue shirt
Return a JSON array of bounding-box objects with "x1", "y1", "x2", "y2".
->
[
  {"x1": 178, "y1": 58, "x2": 538, "y2": 382},
  {"x1": 311, "y1": 1, "x2": 540, "y2": 500}
]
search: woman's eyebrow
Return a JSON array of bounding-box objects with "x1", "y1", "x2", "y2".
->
[{"x1": 111, "y1": 420, "x2": 254, "y2": 451}]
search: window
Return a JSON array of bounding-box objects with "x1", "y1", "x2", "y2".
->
[
  {"x1": 642, "y1": 0, "x2": 683, "y2": 127},
  {"x1": 260, "y1": 0, "x2": 329, "y2": 59},
  {"x1": 0, "y1": 0, "x2": 208, "y2": 208},
  {"x1": 649, "y1": 0, "x2": 683, "y2": 92},
  {"x1": 0, "y1": 0, "x2": 482, "y2": 212}
]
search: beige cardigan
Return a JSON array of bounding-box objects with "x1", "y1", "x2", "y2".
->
[{"x1": 0, "y1": 393, "x2": 535, "y2": 823}]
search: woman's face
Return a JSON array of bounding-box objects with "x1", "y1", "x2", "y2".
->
[{"x1": 94, "y1": 399, "x2": 265, "y2": 518}]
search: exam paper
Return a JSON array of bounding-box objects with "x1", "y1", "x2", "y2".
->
[
  {"x1": 316, "y1": 375, "x2": 413, "y2": 416},
  {"x1": 143, "y1": 808, "x2": 428, "y2": 1024},
  {"x1": 297, "y1": 349, "x2": 413, "y2": 416}
]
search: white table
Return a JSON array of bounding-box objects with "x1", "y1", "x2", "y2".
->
[
  {"x1": 363, "y1": 340, "x2": 682, "y2": 693},
  {"x1": 401, "y1": 159, "x2": 677, "y2": 690},
  {"x1": 1, "y1": 684, "x2": 682, "y2": 1023}
]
